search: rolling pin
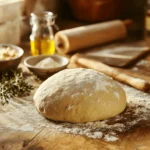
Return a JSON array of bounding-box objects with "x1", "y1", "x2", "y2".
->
[
  {"x1": 55, "y1": 20, "x2": 131, "y2": 54},
  {"x1": 71, "y1": 54, "x2": 150, "y2": 92}
]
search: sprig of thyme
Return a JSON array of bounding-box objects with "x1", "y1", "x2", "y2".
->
[{"x1": 0, "y1": 68, "x2": 34, "y2": 105}]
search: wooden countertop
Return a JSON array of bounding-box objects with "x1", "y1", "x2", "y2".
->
[{"x1": 1, "y1": 38, "x2": 150, "y2": 150}]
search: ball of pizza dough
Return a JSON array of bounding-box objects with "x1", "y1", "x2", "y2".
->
[{"x1": 34, "y1": 68, "x2": 126, "y2": 123}]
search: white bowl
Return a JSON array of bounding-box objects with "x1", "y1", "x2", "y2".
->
[{"x1": 24, "y1": 55, "x2": 69, "y2": 79}]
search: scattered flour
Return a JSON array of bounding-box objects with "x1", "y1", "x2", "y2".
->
[
  {"x1": 1, "y1": 82, "x2": 150, "y2": 142},
  {"x1": 19, "y1": 124, "x2": 34, "y2": 132},
  {"x1": 48, "y1": 84, "x2": 150, "y2": 142},
  {"x1": 114, "y1": 91, "x2": 120, "y2": 99},
  {"x1": 6, "y1": 124, "x2": 33, "y2": 132},
  {"x1": 104, "y1": 134, "x2": 119, "y2": 142}
]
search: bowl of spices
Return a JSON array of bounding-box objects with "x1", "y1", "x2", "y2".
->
[
  {"x1": 24, "y1": 55, "x2": 69, "y2": 79},
  {"x1": 0, "y1": 44, "x2": 24, "y2": 71}
]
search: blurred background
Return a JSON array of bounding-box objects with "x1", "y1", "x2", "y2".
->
[{"x1": 0, "y1": 0, "x2": 148, "y2": 45}]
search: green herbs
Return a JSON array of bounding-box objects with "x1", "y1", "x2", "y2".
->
[{"x1": 0, "y1": 69, "x2": 34, "y2": 105}]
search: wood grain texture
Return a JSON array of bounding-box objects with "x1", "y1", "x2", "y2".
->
[{"x1": 1, "y1": 40, "x2": 150, "y2": 150}]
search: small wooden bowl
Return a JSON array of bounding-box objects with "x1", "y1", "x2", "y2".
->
[
  {"x1": 0, "y1": 44, "x2": 24, "y2": 72},
  {"x1": 24, "y1": 55, "x2": 69, "y2": 79}
]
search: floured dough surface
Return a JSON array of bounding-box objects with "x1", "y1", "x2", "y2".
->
[{"x1": 34, "y1": 68, "x2": 126, "y2": 123}]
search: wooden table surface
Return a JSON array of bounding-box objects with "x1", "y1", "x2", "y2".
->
[{"x1": 1, "y1": 38, "x2": 150, "y2": 150}]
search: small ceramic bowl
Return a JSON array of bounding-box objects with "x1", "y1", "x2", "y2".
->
[
  {"x1": 0, "y1": 44, "x2": 24, "y2": 72},
  {"x1": 24, "y1": 55, "x2": 69, "y2": 79}
]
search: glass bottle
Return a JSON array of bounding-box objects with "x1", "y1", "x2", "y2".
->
[{"x1": 30, "y1": 12, "x2": 56, "y2": 56}]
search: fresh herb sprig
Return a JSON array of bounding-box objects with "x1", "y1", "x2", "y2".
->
[{"x1": 0, "y1": 69, "x2": 34, "y2": 105}]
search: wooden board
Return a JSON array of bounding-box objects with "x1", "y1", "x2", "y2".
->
[{"x1": 82, "y1": 40, "x2": 150, "y2": 67}]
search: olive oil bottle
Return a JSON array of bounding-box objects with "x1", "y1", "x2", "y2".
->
[
  {"x1": 30, "y1": 38, "x2": 55, "y2": 55},
  {"x1": 30, "y1": 12, "x2": 56, "y2": 56}
]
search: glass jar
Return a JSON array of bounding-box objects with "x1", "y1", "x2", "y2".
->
[{"x1": 30, "y1": 12, "x2": 57, "y2": 56}]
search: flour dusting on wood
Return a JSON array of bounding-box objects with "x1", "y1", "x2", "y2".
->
[{"x1": 1, "y1": 82, "x2": 150, "y2": 142}]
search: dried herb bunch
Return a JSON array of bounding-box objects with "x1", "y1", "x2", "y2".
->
[{"x1": 0, "y1": 68, "x2": 34, "y2": 105}]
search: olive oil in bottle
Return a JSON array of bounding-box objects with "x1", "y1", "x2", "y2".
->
[
  {"x1": 30, "y1": 38, "x2": 55, "y2": 55},
  {"x1": 30, "y1": 12, "x2": 56, "y2": 56}
]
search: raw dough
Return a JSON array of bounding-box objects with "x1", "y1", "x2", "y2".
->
[{"x1": 34, "y1": 68, "x2": 126, "y2": 123}]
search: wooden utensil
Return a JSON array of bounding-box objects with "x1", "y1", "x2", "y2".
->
[
  {"x1": 55, "y1": 20, "x2": 131, "y2": 54},
  {"x1": 83, "y1": 44, "x2": 150, "y2": 67},
  {"x1": 71, "y1": 54, "x2": 150, "y2": 92}
]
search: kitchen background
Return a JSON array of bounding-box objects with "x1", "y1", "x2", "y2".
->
[{"x1": 0, "y1": 0, "x2": 148, "y2": 45}]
